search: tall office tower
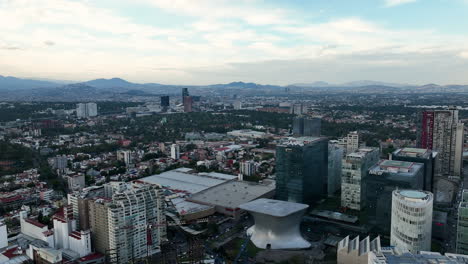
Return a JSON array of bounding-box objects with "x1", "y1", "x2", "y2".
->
[
  {"x1": 341, "y1": 131, "x2": 360, "y2": 156},
  {"x1": 420, "y1": 109, "x2": 464, "y2": 177},
  {"x1": 240, "y1": 160, "x2": 257, "y2": 176},
  {"x1": 276, "y1": 137, "x2": 328, "y2": 205},
  {"x1": 292, "y1": 117, "x2": 321, "y2": 137},
  {"x1": 171, "y1": 144, "x2": 180, "y2": 160},
  {"x1": 457, "y1": 189, "x2": 468, "y2": 254},
  {"x1": 88, "y1": 182, "x2": 166, "y2": 264},
  {"x1": 76, "y1": 102, "x2": 98, "y2": 118},
  {"x1": 341, "y1": 148, "x2": 380, "y2": 210},
  {"x1": 161, "y1": 96, "x2": 169, "y2": 112},
  {"x1": 183, "y1": 96, "x2": 193, "y2": 112},
  {"x1": 328, "y1": 143, "x2": 344, "y2": 197},
  {"x1": 391, "y1": 190, "x2": 433, "y2": 253},
  {"x1": 392, "y1": 148, "x2": 437, "y2": 192},
  {"x1": 182, "y1": 87, "x2": 189, "y2": 100},
  {"x1": 365, "y1": 160, "x2": 424, "y2": 234}
]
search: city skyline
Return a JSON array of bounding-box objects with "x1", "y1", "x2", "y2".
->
[{"x1": 1, "y1": 0, "x2": 468, "y2": 85}]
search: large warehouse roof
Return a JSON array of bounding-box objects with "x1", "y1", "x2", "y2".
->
[
  {"x1": 140, "y1": 169, "x2": 233, "y2": 194},
  {"x1": 188, "y1": 181, "x2": 275, "y2": 209}
]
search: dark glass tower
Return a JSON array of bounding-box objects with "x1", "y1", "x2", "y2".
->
[{"x1": 276, "y1": 137, "x2": 328, "y2": 205}]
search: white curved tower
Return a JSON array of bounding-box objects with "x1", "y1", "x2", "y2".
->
[{"x1": 391, "y1": 189, "x2": 433, "y2": 253}]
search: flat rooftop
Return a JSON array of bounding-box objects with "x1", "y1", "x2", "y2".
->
[
  {"x1": 347, "y1": 148, "x2": 378, "y2": 158},
  {"x1": 380, "y1": 160, "x2": 414, "y2": 169},
  {"x1": 189, "y1": 181, "x2": 275, "y2": 210},
  {"x1": 279, "y1": 137, "x2": 325, "y2": 147},
  {"x1": 369, "y1": 159, "x2": 423, "y2": 176},
  {"x1": 239, "y1": 198, "x2": 308, "y2": 217},
  {"x1": 394, "y1": 148, "x2": 430, "y2": 158},
  {"x1": 140, "y1": 169, "x2": 233, "y2": 194}
]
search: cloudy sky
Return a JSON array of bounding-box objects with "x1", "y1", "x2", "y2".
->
[{"x1": 1, "y1": 0, "x2": 468, "y2": 85}]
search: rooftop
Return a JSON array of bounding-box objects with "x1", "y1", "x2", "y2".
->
[
  {"x1": 239, "y1": 198, "x2": 308, "y2": 217},
  {"x1": 140, "y1": 169, "x2": 232, "y2": 194},
  {"x1": 380, "y1": 160, "x2": 414, "y2": 169},
  {"x1": 279, "y1": 137, "x2": 325, "y2": 147},
  {"x1": 394, "y1": 148, "x2": 430, "y2": 158},
  {"x1": 189, "y1": 181, "x2": 275, "y2": 209}
]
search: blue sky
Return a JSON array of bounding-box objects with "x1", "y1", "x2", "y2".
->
[{"x1": 0, "y1": 0, "x2": 468, "y2": 85}]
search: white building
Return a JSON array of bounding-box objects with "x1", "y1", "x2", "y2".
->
[
  {"x1": 233, "y1": 100, "x2": 242, "y2": 110},
  {"x1": 53, "y1": 206, "x2": 76, "y2": 250},
  {"x1": 391, "y1": 190, "x2": 433, "y2": 253},
  {"x1": 171, "y1": 144, "x2": 180, "y2": 160},
  {"x1": 66, "y1": 174, "x2": 85, "y2": 191},
  {"x1": 240, "y1": 161, "x2": 257, "y2": 177},
  {"x1": 0, "y1": 221, "x2": 7, "y2": 249},
  {"x1": 68, "y1": 230, "x2": 92, "y2": 257},
  {"x1": 20, "y1": 211, "x2": 55, "y2": 247},
  {"x1": 88, "y1": 182, "x2": 166, "y2": 264},
  {"x1": 76, "y1": 103, "x2": 98, "y2": 119},
  {"x1": 338, "y1": 131, "x2": 360, "y2": 157},
  {"x1": 117, "y1": 150, "x2": 132, "y2": 165}
]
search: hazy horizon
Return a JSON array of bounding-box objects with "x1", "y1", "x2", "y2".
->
[{"x1": 1, "y1": 0, "x2": 468, "y2": 85}]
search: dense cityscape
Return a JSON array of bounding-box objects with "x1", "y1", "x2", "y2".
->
[
  {"x1": 3, "y1": 0, "x2": 468, "y2": 263},
  {"x1": 0, "y1": 84, "x2": 468, "y2": 263}
]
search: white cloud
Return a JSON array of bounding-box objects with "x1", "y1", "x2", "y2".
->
[
  {"x1": 384, "y1": 0, "x2": 417, "y2": 7},
  {"x1": 0, "y1": 0, "x2": 467, "y2": 84},
  {"x1": 460, "y1": 51, "x2": 468, "y2": 59}
]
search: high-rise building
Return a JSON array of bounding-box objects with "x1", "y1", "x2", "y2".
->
[
  {"x1": 171, "y1": 144, "x2": 180, "y2": 159},
  {"x1": 292, "y1": 117, "x2": 321, "y2": 137},
  {"x1": 328, "y1": 143, "x2": 343, "y2": 197},
  {"x1": 67, "y1": 186, "x2": 104, "y2": 231},
  {"x1": 182, "y1": 87, "x2": 189, "y2": 99},
  {"x1": 457, "y1": 189, "x2": 468, "y2": 254},
  {"x1": 290, "y1": 104, "x2": 304, "y2": 115},
  {"x1": 338, "y1": 131, "x2": 360, "y2": 157},
  {"x1": 240, "y1": 161, "x2": 257, "y2": 177},
  {"x1": 276, "y1": 137, "x2": 328, "y2": 205},
  {"x1": 341, "y1": 148, "x2": 380, "y2": 210},
  {"x1": 390, "y1": 190, "x2": 433, "y2": 253},
  {"x1": 233, "y1": 100, "x2": 242, "y2": 110},
  {"x1": 420, "y1": 109, "x2": 464, "y2": 177},
  {"x1": 183, "y1": 96, "x2": 193, "y2": 112},
  {"x1": 76, "y1": 103, "x2": 98, "y2": 119},
  {"x1": 117, "y1": 150, "x2": 132, "y2": 165},
  {"x1": 161, "y1": 96, "x2": 169, "y2": 112},
  {"x1": 365, "y1": 160, "x2": 424, "y2": 234},
  {"x1": 88, "y1": 182, "x2": 166, "y2": 264},
  {"x1": 0, "y1": 221, "x2": 7, "y2": 249},
  {"x1": 391, "y1": 148, "x2": 437, "y2": 192},
  {"x1": 160, "y1": 96, "x2": 169, "y2": 107}
]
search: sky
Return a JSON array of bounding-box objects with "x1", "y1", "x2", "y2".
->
[{"x1": 1, "y1": 0, "x2": 468, "y2": 85}]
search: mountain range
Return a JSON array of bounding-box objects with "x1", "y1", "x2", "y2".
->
[{"x1": 1, "y1": 75, "x2": 468, "y2": 101}]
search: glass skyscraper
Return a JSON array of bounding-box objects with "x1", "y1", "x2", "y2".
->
[{"x1": 276, "y1": 137, "x2": 328, "y2": 205}]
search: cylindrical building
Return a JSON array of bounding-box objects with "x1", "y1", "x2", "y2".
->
[{"x1": 391, "y1": 189, "x2": 433, "y2": 253}]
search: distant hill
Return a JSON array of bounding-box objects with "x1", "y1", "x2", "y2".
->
[{"x1": 0, "y1": 75, "x2": 60, "y2": 90}]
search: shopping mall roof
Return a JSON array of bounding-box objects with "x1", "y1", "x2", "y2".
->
[{"x1": 140, "y1": 169, "x2": 233, "y2": 194}]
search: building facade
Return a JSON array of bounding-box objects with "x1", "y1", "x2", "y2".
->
[
  {"x1": 390, "y1": 190, "x2": 433, "y2": 253},
  {"x1": 76, "y1": 103, "x2": 98, "y2": 119},
  {"x1": 420, "y1": 109, "x2": 464, "y2": 177},
  {"x1": 328, "y1": 143, "x2": 344, "y2": 197},
  {"x1": 392, "y1": 148, "x2": 437, "y2": 192},
  {"x1": 457, "y1": 189, "x2": 468, "y2": 254},
  {"x1": 365, "y1": 160, "x2": 424, "y2": 234},
  {"x1": 88, "y1": 182, "x2": 166, "y2": 264},
  {"x1": 292, "y1": 117, "x2": 321, "y2": 137},
  {"x1": 240, "y1": 160, "x2": 257, "y2": 177},
  {"x1": 341, "y1": 148, "x2": 380, "y2": 210},
  {"x1": 171, "y1": 144, "x2": 180, "y2": 160},
  {"x1": 276, "y1": 137, "x2": 328, "y2": 205}
]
